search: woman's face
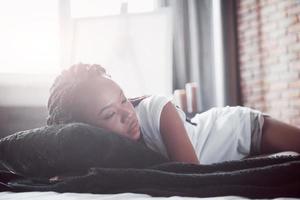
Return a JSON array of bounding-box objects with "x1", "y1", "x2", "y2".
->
[{"x1": 81, "y1": 77, "x2": 141, "y2": 141}]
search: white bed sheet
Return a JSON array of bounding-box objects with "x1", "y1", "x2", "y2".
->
[{"x1": 0, "y1": 192, "x2": 298, "y2": 200}]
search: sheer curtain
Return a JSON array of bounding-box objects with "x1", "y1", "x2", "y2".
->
[
  {"x1": 59, "y1": 0, "x2": 240, "y2": 108},
  {"x1": 160, "y1": 0, "x2": 216, "y2": 111},
  {"x1": 159, "y1": 0, "x2": 240, "y2": 111},
  {"x1": 60, "y1": 0, "x2": 173, "y2": 98}
]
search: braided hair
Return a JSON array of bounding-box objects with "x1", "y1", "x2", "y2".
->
[{"x1": 47, "y1": 63, "x2": 109, "y2": 125}]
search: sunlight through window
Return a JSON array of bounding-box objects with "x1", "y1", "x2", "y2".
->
[
  {"x1": 0, "y1": 0, "x2": 59, "y2": 74},
  {"x1": 70, "y1": 0, "x2": 156, "y2": 18}
]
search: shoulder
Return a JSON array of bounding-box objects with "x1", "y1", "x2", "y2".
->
[
  {"x1": 135, "y1": 95, "x2": 172, "y2": 128},
  {"x1": 137, "y1": 95, "x2": 171, "y2": 115},
  {"x1": 134, "y1": 95, "x2": 172, "y2": 159}
]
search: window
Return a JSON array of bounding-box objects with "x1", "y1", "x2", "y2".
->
[
  {"x1": 0, "y1": 0, "x2": 60, "y2": 74},
  {"x1": 65, "y1": 0, "x2": 172, "y2": 97},
  {"x1": 0, "y1": 0, "x2": 172, "y2": 106},
  {"x1": 70, "y1": 0, "x2": 157, "y2": 18}
]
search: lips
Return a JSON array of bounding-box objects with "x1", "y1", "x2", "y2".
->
[
  {"x1": 129, "y1": 120, "x2": 138, "y2": 132},
  {"x1": 127, "y1": 120, "x2": 139, "y2": 137}
]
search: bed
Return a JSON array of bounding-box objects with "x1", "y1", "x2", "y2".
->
[
  {"x1": 0, "y1": 123, "x2": 299, "y2": 199},
  {"x1": 1, "y1": 191, "x2": 298, "y2": 200}
]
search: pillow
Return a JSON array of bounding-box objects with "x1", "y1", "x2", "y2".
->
[{"x1": 0, "y1": 123, "x2": 168, "y2": 179}]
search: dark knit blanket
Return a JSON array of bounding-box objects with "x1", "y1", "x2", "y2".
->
[{"x1": 1, "y1": 155, "x2": 300, "y2": 198}]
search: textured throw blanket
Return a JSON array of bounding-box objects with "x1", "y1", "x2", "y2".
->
[{"x1": 1, "y1": 155, "x2": 300, "y2": 198}]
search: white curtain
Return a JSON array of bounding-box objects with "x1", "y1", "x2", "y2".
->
[{"x1": 60, "y1": 0, "x2": 173, "y2": 98}]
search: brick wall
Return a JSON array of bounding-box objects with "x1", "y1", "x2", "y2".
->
[{"x1": 237, "y1": 0, "x2": 300, "y2": 126}]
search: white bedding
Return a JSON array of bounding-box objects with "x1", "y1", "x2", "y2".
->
[{"x1": 0, "y1": 192, "x2": 298, "y2": 200}]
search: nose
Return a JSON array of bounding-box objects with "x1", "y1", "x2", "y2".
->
[{"x1": 119, "y1": 106, "x2": 132, "y2": 124}]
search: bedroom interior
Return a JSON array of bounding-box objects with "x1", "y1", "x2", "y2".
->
[{"x1": 0, "y1": 0, "x2": 300, "y2": 199}]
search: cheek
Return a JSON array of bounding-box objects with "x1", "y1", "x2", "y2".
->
[
  {"x1": 126, "y1": 103, "x2": 138, "y2": 118},
  {"x1": 100, "y1": 118, "x2": 126, "y2": 133}
]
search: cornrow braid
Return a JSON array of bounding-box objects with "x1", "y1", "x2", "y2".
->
[{"x1": 47, "y1": 63, "x2": 109, "y2": 125}]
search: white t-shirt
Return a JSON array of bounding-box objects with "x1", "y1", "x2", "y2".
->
[{"x1": 134, "y1": 95, "x2": 254, "y2": 164}]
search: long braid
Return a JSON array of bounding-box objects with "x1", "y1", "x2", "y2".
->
[{"x1": 47, "y1": 63, "x2": 108, "y2": 125}]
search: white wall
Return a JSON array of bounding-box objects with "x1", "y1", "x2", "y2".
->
[{"x1": 0, "y1": 73, "x2": 56, "y2": 106}]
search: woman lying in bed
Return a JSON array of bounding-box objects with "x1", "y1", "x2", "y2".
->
[{"x1": 46, "y1": 63, "x2": 300, "y2": 164}]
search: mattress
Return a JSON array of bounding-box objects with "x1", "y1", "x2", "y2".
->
[{"x1": 1, "y1": 191, "x2": 297, "y2": 200}]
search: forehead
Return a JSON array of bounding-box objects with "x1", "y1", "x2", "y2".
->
[
  {"x1": 86, "y1": 77, "x2": 122, "y2": 105},
  {"x1": 71, "y1": 76, "x2": 122, "y2": 121}
]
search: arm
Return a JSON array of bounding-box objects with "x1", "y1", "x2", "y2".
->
[{"x1": 159, "y1": 102, "x2": 199, "y2": 164}]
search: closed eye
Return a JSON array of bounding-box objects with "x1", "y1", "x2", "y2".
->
[
  {"x1": 104, "y1": 112, "x2": 115, "y2": 120},
  {"x1": 122, "y1": 98, "x2": 127, "y2": 104}
]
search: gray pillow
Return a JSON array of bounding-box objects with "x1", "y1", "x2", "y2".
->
[{"x1": 0, "y1": 123, "x2": 167, "y2": 179}]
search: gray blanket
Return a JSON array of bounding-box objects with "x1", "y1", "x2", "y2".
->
[{"x1": 3, "y1": 155, "x2": 300, "y2": 199}]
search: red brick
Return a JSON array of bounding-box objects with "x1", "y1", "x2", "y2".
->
[
  {"x1": 263, "y1": 56, "x2": 279, "y2": 65},
  {"x1": 238, "y1": 21, "x2": 250, "y2": 32},
  {"x1": 288, "y1": 42, "x2": 300, "y2": 52},
  {"x1": 244, "y1": 28, "x2": 260, "y2": 39},
  {"x1": 239, "y1": 0, "x2": 257, "y2": 10},
  {"x1": 261, "y1": 4, "x2": 277, "y2": 17},
  {"x1": 240, "y1": 82, "x2": 249, "y2": 91},
  {"x1": 248, "y1": 77, "x2": 263, "y2": 86},
  {"x1": 270, "y1": 100, "x2": 289, "y2": 107},
  {"x1": 288, "y1": 23, "x2": 300, "y2": 33},
  {"x1": 239, "y1": 54, "x2": 252, "y2": 65},
  {"x1": 280, "y1": 108, "x2": 300, "y2": 117},
  {"x1": 261, "y1": 82, "x2": 269, "y2": 91},
  {"x1": 237, "y1": 0, "x2": 300, "y2": 124},
  {"x1": 289, "y1": 118, "x2": 300, "y2": 127},
  {"x1": 248, "y1": 95, "x2": 265, "y2": 103},
  {"x1": 265, "y1": 91, "x2": 281, "y2": 100},
  {"x1": 265, "y1": 73, "x2": 280, "y2": 82},
  {"x1": 269, "y1": 10, "x2": 286, "y2": 21},
  {"x1": 241, "y1": 86, "x2": 253, "y2": 95},
  {"x1": 277, "y1": 16, "x2": 297, "y2": 28},
  {"x1": 255, "y1": 49, "x2": 269, "y2": 59},
  {"x1": 278, "y1": 34, "x2": 297, "y2": 46},
  {"x1": 279, "y1": 53, "x2": 297, "y2": 63},
  {"x1": 289, "y1": 80, "x2": 300, "y2": 88},
  {"x1": 269, "y1": 47, "x2": 288, "y2": 57},
  {"x1": 259, "y1": 0, "x2": 268, "y2": 6},
  {"x1": 277, "y1": 1, "x2": 295, "y2": 11},
  {"x1": 237, "y1": 5, "x2": 250, "y2": 17},
  {"x1": 266, "y1": 109, "x2": 281, "y2": 118},
  {"x1": 281, "y1": 89, "x2": 300, "y2": 98},
  {"x1": 286, "y1": 4, "x2": 300, "y2": 16},
  {"x1": 261, "y1": 21, "x2": 278, "y2": 33},
  {"x1": 265, "y1": 64, "x2": 287, "y2": 74},
  {"x1": 250, "y1": 19, "x2": 260, "y2": 28},
  {"x1": 270, "y1": 82, "x2": 288, "y2": 90},
  {"x1": 261, "y1": 39, "x2": 278, "y2": 50},
  {"x1": 279, "y1": 71, "x2": 299, "y2": 81},
  {"x1": 247, "y1": 87, "x2": 262, "y2": 97},
  {"x1": 255, "y1": 104, "x2": 266, "y2": 111},
  {"x1": 245, "y1": 46, "x2": 260, "y2": 56},
  {"x1": 241, "y1": 71, "x2": 253, "y2": 80},
  {"x1": 242, "y1": 10, "x2": 258, "y2": 22},
  {"x1": 238, "y1": 33, "x2": 247, "y2": 44},
  {"x1": 288, "y1": 60, "x2": 300, "y2": 70},
  {"x1": 240, "y1": 36, "x2": 260, "y2": 46},
  {"x1": 289, "y1": 99, "x2": 300, "y2": 108},
  {"x1": 268, "y1": 28, "x2": 286, "y2": 40},
  {"x1": 260, "y1": 14, "x2": 271, "y2": 25}
]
